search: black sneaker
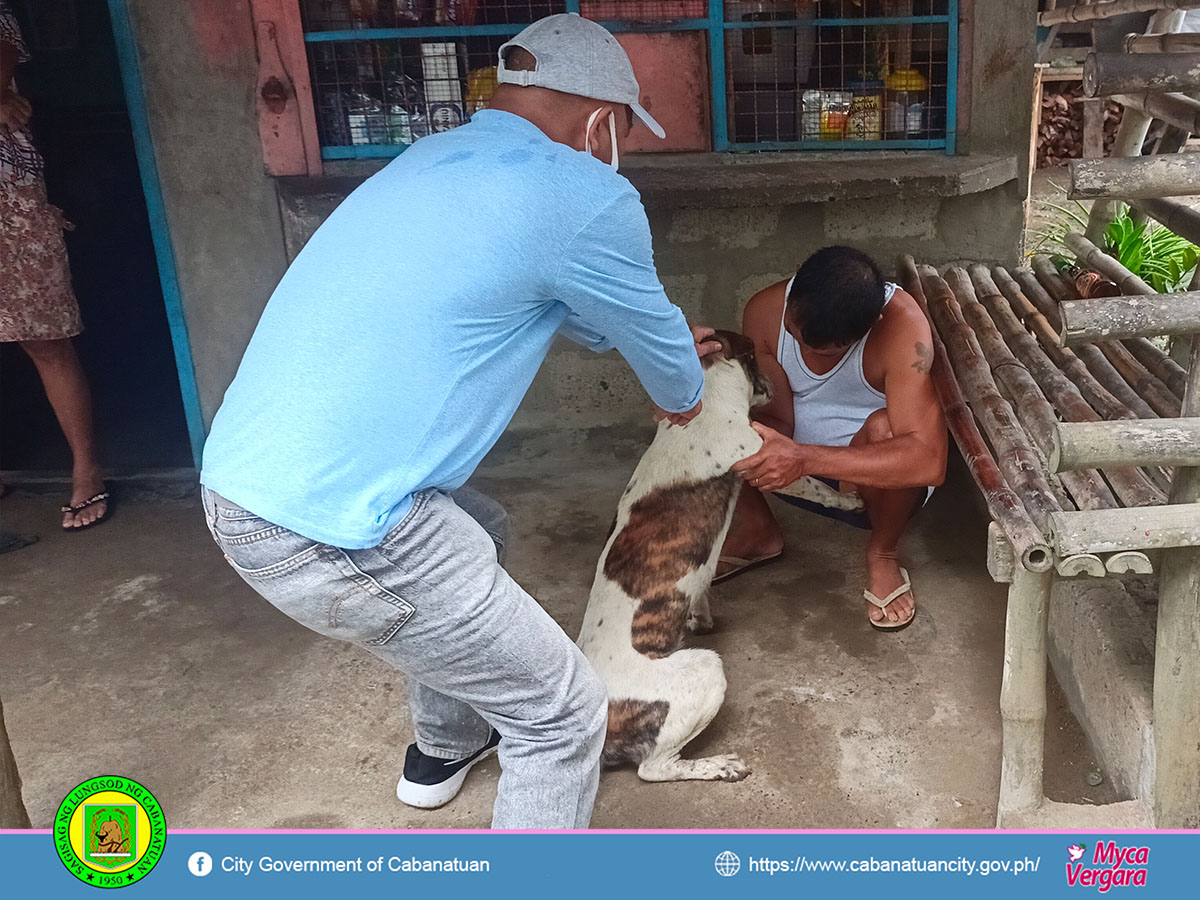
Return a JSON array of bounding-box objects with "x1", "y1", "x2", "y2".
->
[{"x1": 395, "y1": 729, "x2": 501, "y2": 809}]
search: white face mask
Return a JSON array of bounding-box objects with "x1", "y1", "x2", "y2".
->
[{"x1": 584, "y1": 108, "x2": 619, "y2": 171}]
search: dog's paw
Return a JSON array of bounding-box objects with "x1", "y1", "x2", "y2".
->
[
  {"x1": 687, "y1": 612, "x2": 714, "y2": 634},
  {"x1": 712, "y1": 754, "x2": 751, "y2": 782},
  {"x1": 695, "y1": 753, "x2": 750, "y2": 782}
]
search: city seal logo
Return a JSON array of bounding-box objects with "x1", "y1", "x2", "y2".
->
[{"x1": 54, "y1": 776, "x2": 166, "y2": 888}]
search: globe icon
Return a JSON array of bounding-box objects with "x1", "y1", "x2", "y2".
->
[{"x1": 714, "y1": 850, "x2": 741, "y2": 877}]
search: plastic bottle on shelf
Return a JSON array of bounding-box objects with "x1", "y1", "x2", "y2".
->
[{"x1": 884, "y1": 68, "x2": 928, "y2": 139}]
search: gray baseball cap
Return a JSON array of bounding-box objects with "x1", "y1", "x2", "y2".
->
[{"x1": 496, "y1": 13, "x2": 666, "y2": 139}]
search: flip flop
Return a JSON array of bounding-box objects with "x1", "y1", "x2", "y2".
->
[
  {"x1": 864, "y1": 566, "x2": 916, "y2": 631},
  {"x1": 713, "y1": 551, "x2": 783, "y2": 584},
  {"x1": 61, "y1": 491, "x2": 113, "y2": 532}
]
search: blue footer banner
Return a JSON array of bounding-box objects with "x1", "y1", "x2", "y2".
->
[{"x1": 2, "y1": 829, "x2": 1197, "y2": 898}]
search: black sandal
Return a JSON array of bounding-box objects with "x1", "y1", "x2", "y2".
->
[{"x1": 61, "y1": 491, "x2": 113, "y2": 531}]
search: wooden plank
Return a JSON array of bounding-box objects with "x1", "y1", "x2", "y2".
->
[
  {"x1": 1070, "y1": 155, "x2": 1200, "y2": 200},
  {"x1": 249, "y1": 0, "x2": 322, "y2": 176},
  {"x1": 1083, "y1": 51, "x2": 1200, "y2": 97},
  {"x1": 1042, "y1": 0, "x2": 1200, "y2": 27},
  {"x1": 1051, "y1": 418, "x2": 1200, "y2": 470},
  {"x1": 1060, "y1": 292, "x2": 1200, "y2": 344},
  {"x1": 1049, "y1": 504, "x2": 1200, "y2": 555}
]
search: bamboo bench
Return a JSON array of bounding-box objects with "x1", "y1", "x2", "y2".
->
[{"x1": 897, "y1": 252, "x2": 1200, "y2": 829}]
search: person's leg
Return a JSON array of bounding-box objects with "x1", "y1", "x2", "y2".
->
[
  {"x1": 714, "y1": 482, "x2": 784, "y2": 579},
  {"x1": 19, "y1": 338, "x2": 105, "y2": 528},
  {"x1": 406, "y1": 484, "x2": 510, "y2": 758},
  {"x1": 206, "y1": 488, "x2": 607, "y2": 828},
  {"x1": 849, "y1": 410, "x2": 926, "y2": 625}
]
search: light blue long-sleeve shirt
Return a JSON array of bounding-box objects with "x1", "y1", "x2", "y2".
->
[{"x1": 200, "y1": 110, "x2": 703, "y2": 548}]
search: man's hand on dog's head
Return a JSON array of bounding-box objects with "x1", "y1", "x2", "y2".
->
[{"x1": 691, "y1": 325, "x2": 723, "y2": 360}]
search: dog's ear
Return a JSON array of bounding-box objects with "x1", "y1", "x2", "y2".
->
[
  {"x1": 701, "y1": 331, "x2": 734, "y2": 369},
  {"x1": 707, "y1": 329, "x2": 774, "y2": 404}
]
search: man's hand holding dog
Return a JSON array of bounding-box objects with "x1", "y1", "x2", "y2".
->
[
  {"x1": 733, "y1": 422, "x2": 810, "y2": 491},
  {"x1": 651, "y1": 325, "x2": 724, "y2": 427}
]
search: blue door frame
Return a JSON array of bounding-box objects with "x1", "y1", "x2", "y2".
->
[{"x1": 105, "y1": 0, "x2": 206, "y2": 468}]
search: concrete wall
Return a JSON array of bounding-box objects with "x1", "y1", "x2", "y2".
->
[
  {"x1": 126, "y1": 0, "x2": 289, "y2": 428},
  {"x1": 127, "y1": 0, "x2": 1036, "y2": 434}
]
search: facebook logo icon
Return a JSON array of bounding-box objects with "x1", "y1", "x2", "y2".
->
[{"x1": 188, "y1": 851, "x2": 213, "y2": 877}]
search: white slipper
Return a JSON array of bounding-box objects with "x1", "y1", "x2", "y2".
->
[{"x1": 863, "y1": 566, "x2": 916, "y2": 631}]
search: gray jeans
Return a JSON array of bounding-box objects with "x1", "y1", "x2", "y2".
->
[{"x1": 200, "y1": 484, "x2": 606, "y2": 828}]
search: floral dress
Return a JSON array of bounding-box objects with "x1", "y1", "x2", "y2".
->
[{"x1": 0, "y1": 2, "x2": 82, "y2": 343}]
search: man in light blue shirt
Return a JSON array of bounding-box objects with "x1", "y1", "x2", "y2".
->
[{"x1": 199, "y1": 15, "x2": 714, "y2": 828}]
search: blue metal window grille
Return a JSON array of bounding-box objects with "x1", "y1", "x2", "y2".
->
[{"x1": 300, "y1": 0, "x2": 957, "y2": 158}]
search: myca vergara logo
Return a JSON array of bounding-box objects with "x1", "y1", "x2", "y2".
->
[
  {"x1": 1065, "y1": 841, "x2": 1149, "y2": 892},
  {"x1": 54, "y1": 776, "x2": 166, "y2": 888}
]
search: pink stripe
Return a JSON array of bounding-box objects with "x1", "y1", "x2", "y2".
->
[
  {"x1": 166, "y1": 828, "x2": 1199, "y2": 836},
  {"x1": 3, "y1": 827, "x2": 1193, "y2": 835}
]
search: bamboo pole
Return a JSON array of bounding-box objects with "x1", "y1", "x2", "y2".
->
[
  {"x1": 1064, "y1": 232, "x2": 1157, "y2": 296},
  {"x1": 898, "y1": 257, "x2": 1053, "y2": 571},
  {"x1": 1129, "y1": 197, "x2": 1200, "y2": 248},
  {"x1": 1105, "y1": 550, "x2": 1155, "y2": 574},
  {"x1": 989, "y1": 267, "x2": 1135, "y2": 421},
  {"x1": 1022, "y1": 260, "x2": 1161, "y2": 420},
  {"x1": 920, "y1": 266, "x2": 1065, "y2": 538},
  {"x1": 1099, "y1": 342, "x2": 1185, "y2": 416},
  {"x1": 1085, "y1": 10, "x2": 1191, "y2": 242},
  {"x1": 1040, "y1": 0, "x2": 1200, "y2": 26},
  {"x1": 1111, "y1": 91, "x2": 1200, "y2": 135},
  {"x1": 1153, "y1": 331, "x2": 1200, "y2": 828},
  {"x1": 997, "y1": 564, "x2": 1053, "y2": 822},
  {"x1": 1070, "y1": 155, "x2": 1200, "y2": 200},
  {"x1": 0, "y1": 697, "x2": 30, "y2": 829},
  {"x1": 1125, "y1": 32, "x2": 1200, "y2": 53},
  {"x1": 1049, "y1": 503, "x2": 1200, "y2": 554},
  {"x1": 1083, "y1": 51, "x2": 1200, "y2": 97},
  {"x1": 1051, "y1": 243, "x2": 1183, "y2": 417},
  {"x1": 972, "y1": 268, "x2": 1164, "y2": 509},
  {"x1": 1056, "y1": 553, "x2": 1108, "y2": 578},
  {"x1": 1036, "y1": 250, "x2": 1185, "y2": 400},
  {"x1": 1126, "y1": 336, "x2": 1188, "y2": 398},
  {"x1": 1051, "y1": 418, "x2": 1200, "y2": 470},
  {"x1": 1060, "y1": 292, "x2": 1200, "y2": 343},
  {"x1": 945, "y1": 268, "x2": 1119, "y2": 511},
  {"x1": 1032, "y1": 252, "x2": 1186, "y2": 401}
]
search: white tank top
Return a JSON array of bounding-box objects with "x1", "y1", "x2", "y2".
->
[{"x1": 778, "y1": 278, "x2": 898, "y2": 447}]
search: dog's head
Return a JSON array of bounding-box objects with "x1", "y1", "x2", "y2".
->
[{"x1": 703, "y1": 329, "x2": 774, "y2": 407}]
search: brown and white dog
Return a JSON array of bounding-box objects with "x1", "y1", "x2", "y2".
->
[{"x1": 576, "y1": 330, "x2": 864, "y2": 782}]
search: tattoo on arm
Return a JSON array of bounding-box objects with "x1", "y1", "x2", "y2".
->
[{"x1": 912, "y1": 341, "x2": 933, "y2": 375}]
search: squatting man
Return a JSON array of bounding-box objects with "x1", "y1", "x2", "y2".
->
[{"x1": 199, "y1": 14, "x2": 946, "y2": 829}]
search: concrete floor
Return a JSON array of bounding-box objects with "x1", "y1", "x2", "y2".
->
[{"x1": 0, "y1": 437, "x2": 1116, "y2": 829}]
